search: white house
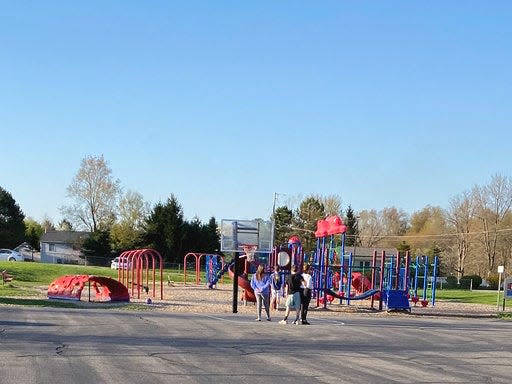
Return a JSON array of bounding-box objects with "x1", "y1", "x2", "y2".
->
[{"x1": 40, "y1": 231, "x2": 90, "y2": 264}]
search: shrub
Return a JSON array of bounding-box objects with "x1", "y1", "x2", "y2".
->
[
  {"x1": 459, "y1": 274, "x2": 482, "y2": 289},
  {"x1": 445, "y1": 275, "x2": 458, "y2": 289},
  {"x1": 487, "y1": 274, "x2": 500, "y2": 290}
]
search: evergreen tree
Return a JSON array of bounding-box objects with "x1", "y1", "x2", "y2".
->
[
  {"x1": 143, "y1": 195, "x2": 185, "y2": 263},
  {"x1": 293, "y1": 196, "x2": 325, "y2": 252},
  {"x1": 273, "y1": 206, "x2": 293, "y2": 247},
  {"x1": 82, "y1": 230, "x2": 112, "y2": 265},
  {"x1": 0, "y1": 187, "x2": 26, "y2": 248},
  {"x1": 344, "y1": 205, "x2": 359, "y2": 246}
]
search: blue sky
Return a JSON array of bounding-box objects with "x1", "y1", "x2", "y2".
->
[{"x1": 1, "y1": 1, "x2": 511, "y2": 224}]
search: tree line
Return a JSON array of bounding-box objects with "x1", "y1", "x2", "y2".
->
[{"x1": 1, "y1": 155, "x2": 511, "y2": 279}]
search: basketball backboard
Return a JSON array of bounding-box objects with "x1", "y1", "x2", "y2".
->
[{"x1": 220, "y1": 219, "x2": 272, "y2": 253}]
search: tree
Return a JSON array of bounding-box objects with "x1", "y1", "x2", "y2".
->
[
  {"x1": 357, "y1": 209, "x2": 383, "y2": 247},
  {"x1": 201, "y1": 217, "x2": 221, "y2": 253},
  {"x1": 446, "y1": 192, "x2": 475, "y2": 280},
  {"x1": 472, "y1": 174, "x2": 512, "y2": 274},
  {"x1": 407, "y1": 205, "x2": 449, "y2": 256},
  {"x1": 24, "y1": 218, "x2": 44, "y2": 251},
  {"x1": 81, "y1": 230, "x2": 112, "y2": 265},
  {"x1": 273, "y1": 206, "x2": 294, "y2": 247},
  {"x1": 319, "y1": 194, "x2": 343, "y2": 217},
  {"x1": 0, "y1": 186, "x2": 26, "y2": 248},
  {"x1": 143, "y1": 195, "x2": 185, "y2": 263},
  {"x1": 110, "y1": 190, "x2": 149, "y2": 252},
  {"x1": 293, "y1": 196, "x2": 325, "y2": 252},
  {"x1": 41, "y1": 217, "x2": 56, "y2": 232},
  {"x1": 61, "y1": 155, "x2": 121, "y2": 232},
  {"x1": 58, "y1": 219, "x2": 73, "y2": 231},
  {"x1": 344, "y1": 205, "x2": 359, "y2": 246}
]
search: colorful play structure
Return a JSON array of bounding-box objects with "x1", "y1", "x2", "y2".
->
[
  {"x1": 260, "y1": 215, "x2": 439, "y2": 312},
  {"x1": 117, "y1": 248, "x2": 164, "y2": 300},
  {"x1": 172, "y1": 216, "x2": 440, "y2": 313},
  {"x1": 183, "y1": 252, "x2": 227, "y2": 287},
  {"x1": 307, "y1": 215, "x2": 439, "y2": 311},
  {"x1": 47, "y1": 248, "x2": 164, "y2": 303},
  {"x1": 47, "y1": 275, "x2": 129, "y2": 302}
]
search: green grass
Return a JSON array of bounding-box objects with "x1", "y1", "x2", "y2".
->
[
  {"x1": 429, "y1": 289, "x2": 507, "y2": 306},
  {"x1": 0, "y1": 261, "x2": 189, "y2": 300}
]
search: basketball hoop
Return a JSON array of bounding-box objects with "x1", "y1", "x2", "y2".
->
[{"x1": 241, "y1": 244, "x2": 258, "y2": 262}]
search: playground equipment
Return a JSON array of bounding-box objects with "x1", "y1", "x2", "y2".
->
[
  {"x1": 117, "y1": 249, "x2": 164, "y2": 300},
  {"x1": 311, "y1": 215, "x2": 348, "y2": 308},
  {"x1": 410, "y1": 255, "x2": 439, "y2": 307},
  {"x1": 183, "y1": 252, "x2": 225, "y2": 286},
  {"x1": 309, "y1": 215, "x2": 417, "y2": 312},
  {"x1": 48, "y1": 275, "x2": 129, "y2": 302}
]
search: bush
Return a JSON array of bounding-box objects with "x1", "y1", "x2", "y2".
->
[
  {"x1": 445, "y1": 275, "x2": 458, "y2": 289},
  {"x1": 459, "y1": 274, "x2": 482, "y2": 289},
  {"x1": 487, "y1": 274, "x2": 500, "y2": 290}
]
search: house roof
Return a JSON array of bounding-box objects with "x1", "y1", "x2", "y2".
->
[
  {"x1": 40, "y1": 231, "x2": 90, "y2": 244},
  {"x1": 344, "y1": 246, "x2": 398, "y2": 257}
]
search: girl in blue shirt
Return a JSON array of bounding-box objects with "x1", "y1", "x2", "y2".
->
[{"x1": 250, "y1": 264, "x2": 271, "y2": 321}]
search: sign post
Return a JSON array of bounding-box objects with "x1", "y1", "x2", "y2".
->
[{"x1": 497, "y1": 266, "x2": 504, "y2": 311}]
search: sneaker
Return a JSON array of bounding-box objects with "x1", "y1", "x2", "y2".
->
[
  {"x1": 302, "y1": 320, "x2": 311, "y2": 325},
  {"x1": 255, "y1": 318, "x2": 261, "y2": 322},
  {"x1": 292, "y1": 320, "x2": 298, "y2": 325},
  {"x1": 279, "y1": 320, "x2": 287, "y2": 324},
  {"x1": 266, "y1": 318, "x2": 271, "y2": 321}
]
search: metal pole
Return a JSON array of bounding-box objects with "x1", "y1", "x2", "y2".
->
[
  {"x1": 496, "y1": 272, "x2": 502, "y2": 312},
  {"x1": 270, "y1": 192, "x2": 277, "y2": 251}
]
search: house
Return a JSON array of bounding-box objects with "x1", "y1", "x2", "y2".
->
[{"x1": 40, "y1": 231, "x2": 90, "y2": 264}]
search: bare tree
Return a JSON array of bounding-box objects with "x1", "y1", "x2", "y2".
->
[
  {"x1": 319, "y1": 194, "x2": 343, "y2": 217},
  {"x1": 472, "y1": 174, "x2": 512, "y2": 274},
  {"x1": 61, "y1": 155, "x2": 121, "y2": 232},
  {"x1": 446, "y1": 191, "x2": 476, "y2": 280},
  {"x1": 357, "y1": 209, "x2": 384, "y2": 247}
]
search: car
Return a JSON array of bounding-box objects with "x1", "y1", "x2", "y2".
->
[
  {"x1": 110, "y1": 257, "x2": 130, "y2": 270},
  {"x1": 0, "y1": 249, "x2": 24, "y2": 261}
]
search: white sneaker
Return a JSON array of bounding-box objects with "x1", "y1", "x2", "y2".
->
[
  {"x1": 255, "y1": 318, "x2": 261, "y2": 321},
  {"x1": 279, "y1": 320, "x2": 287, "y2": 324}
]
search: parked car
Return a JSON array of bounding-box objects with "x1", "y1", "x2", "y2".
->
[
  {"x1": 0, "y1": 249, "x2": 24, "y2": 261},
  {"x1": 110, "y1": 257, "x2": 130, "y2": 270}
]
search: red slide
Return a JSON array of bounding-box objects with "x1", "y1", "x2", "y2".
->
[
  {"x1": 228, "y1": 264, "x2": 256, "y2": 302},
  {"x1": 351, "y1": 272, "x2": 372, "y2": 294}
]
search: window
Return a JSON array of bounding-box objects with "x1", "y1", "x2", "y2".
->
[{"x1": 49, "y1": 243, "x2": 56, "y2": 252}]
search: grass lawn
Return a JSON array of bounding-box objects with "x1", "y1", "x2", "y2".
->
[
  {"x1": 433, "y1": 289, "x2": 506, "y2": 306},
  {"x1": 0, "y1": 261, "x2": 198, "y2": 308}
]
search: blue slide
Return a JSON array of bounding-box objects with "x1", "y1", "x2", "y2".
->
[{"x1": 324, "y1": 288, "x2": 380, "y2": 300}]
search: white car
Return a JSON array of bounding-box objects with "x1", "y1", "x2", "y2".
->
[
  {"x1": 110, "y1": 257, "x2": 130, "y2": 270},
  {"x1": 0, "y1": 249, "x2": 24, "y2": 261}
]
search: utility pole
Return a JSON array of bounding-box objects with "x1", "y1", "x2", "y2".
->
[{"x1": 270, "y1": 192, "x2": 277, "y2": 251}]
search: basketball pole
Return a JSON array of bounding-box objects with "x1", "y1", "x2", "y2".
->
[{"x1": 232, "y1": 250, "x2": 239, "y2": 313}]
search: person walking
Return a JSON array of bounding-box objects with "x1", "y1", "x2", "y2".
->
[
  {"x1": 269, "y1": 265, "x2": 282, "y2": 311},
  {"x1": 250, "y1": 264, "x2": 271, "y2": 321},
  {"x1": 279, "y1": 265, "x2": 303, "y2": 325},
  {"x1": 301, "y1": 264, "x2": 313, "y2": 325}
]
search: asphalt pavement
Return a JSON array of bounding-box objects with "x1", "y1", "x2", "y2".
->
[{"x1": 0, "y1": 306, "x2": 511, "y2": 383}]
